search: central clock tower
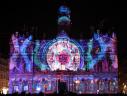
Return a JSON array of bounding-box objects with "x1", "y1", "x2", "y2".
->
[
  {"x1": 57, "y1": 5, "x2": 71, "y2": 34},
  {"x1": 45, "y1": 6, "x2": 84, "y2": 71}
]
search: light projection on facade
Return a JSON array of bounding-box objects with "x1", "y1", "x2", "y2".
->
[
  {"x1": 9, "y1": 5, "x2": 118, "y2": 94},
  {"x1": 9, "y1": 31, "x2": 118, "y2": 72},
  {"x1": 10, "y1": 33, "x2": 33, "y2": 73},
  {"x1": 46, "y1": 32, "x2": 84, "y2": 71},
  {"x1": 46, "y1": 39, "x2": 81, "y2": 71}
]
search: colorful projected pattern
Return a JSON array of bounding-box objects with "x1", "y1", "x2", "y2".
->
[
  {"x1": 9, "y1": 32, "x2": 118, "y2": 72},
  {"x1": 34, "y1": 40, "x2": 49, "y2": 71},
  {"x1": 10, "y1": 33, "x2": 33, "y2": 72},
  {"x1": 46, "y1": 39, "x2": 81, "y2": 71},
  {"x1": 85, "y1": 32, "x2": 118, "y2": 71}
]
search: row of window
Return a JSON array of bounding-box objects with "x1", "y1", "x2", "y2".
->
[
  {"x1": 0, "y1": 65, "x2": 8, "y2": 72},
  {"x1": 0, "y1": 81, "x2": 8, "y2": 88},
  {"x1": 0, "y1": 73, "x2": 9, "y2": 80}
]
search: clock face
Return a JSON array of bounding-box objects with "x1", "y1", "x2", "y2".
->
[{"x1": 46, "y1": 39, "x2": 80, "y2": 71}]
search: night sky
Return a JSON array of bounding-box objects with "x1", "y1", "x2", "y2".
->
[{"x1": 0, "y1": 1, "x2": 127, "y2": 70}]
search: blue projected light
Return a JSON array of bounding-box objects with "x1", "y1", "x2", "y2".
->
[
  {"x1": 58, "y1": 16, "x2": 71, "y2": 25},
  {"x1": 59, "y1": 6, "x2": 70, "y2": 14},
  {"x1": 86, "y1": 33, "x2": 109, "y2": 69},
  {"x1": 34, "y1": 40, "x2": 50, "y2": 70},
  {"x1": 20, "y1": 35, "x2": 33, "y2": 72}
]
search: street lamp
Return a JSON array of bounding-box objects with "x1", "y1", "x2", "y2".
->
[{"x1": 2, "y1": 87, "x2": 8, "y2": 95}]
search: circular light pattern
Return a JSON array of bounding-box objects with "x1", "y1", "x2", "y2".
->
[{"x1": 46, "y1": 39, "x2": 80, "y2": 71}]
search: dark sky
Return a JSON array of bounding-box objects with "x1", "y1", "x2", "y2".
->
[{"x1": 0, "y1": 0, "x2": 126, "y2": 64}]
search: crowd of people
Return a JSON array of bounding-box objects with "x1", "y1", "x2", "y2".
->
[{"x1": 0, "y1": 91, "x2": 125, "y2": 96}]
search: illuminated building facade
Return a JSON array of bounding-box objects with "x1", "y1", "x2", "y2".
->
[
  {"x1": 9, "y1": 6, "x2": 118, "y2": 94},
  {"x1": 0, "y1": 58, "x2": 9, "y2": 93}
]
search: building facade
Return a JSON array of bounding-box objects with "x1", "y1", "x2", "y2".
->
[
  {"x1": 9, "y1": 6, "x2": 118, "y2": 94},
  {"x1": 0, "y1": 58, "x2": 9, "y2": 93}
]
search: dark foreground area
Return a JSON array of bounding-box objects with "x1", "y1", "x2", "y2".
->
[{"x1": 0, "y1": 92, "x2": 125, "y2": 96}]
